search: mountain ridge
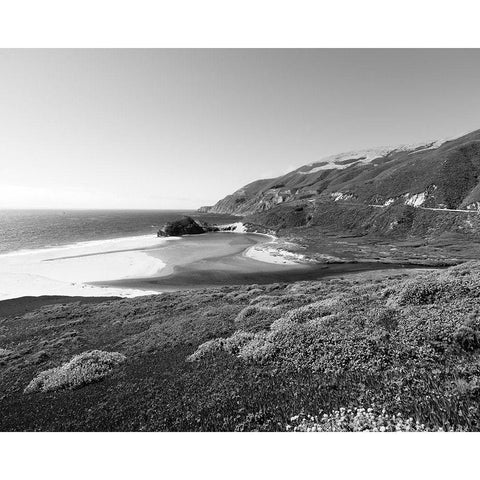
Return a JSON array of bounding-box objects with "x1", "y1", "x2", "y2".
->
[{"x1": 200, "y1": 129, "x2": 480, "y2": 217}]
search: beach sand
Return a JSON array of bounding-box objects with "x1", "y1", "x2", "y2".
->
[
  {"x1": 97, "y1": 232, "x2": 426, "y2": 292},
  {"x1": 0, "y1": 231, "x2": 282, "y2": 300},
  {"x1": 144, "y1": 232, "x2": 291, "y2": 275},
  {"x1": 0, "y1": 234, "x2": 178, "y2": 300},
  {"x1": 93, "y1": 232, "x2": 307, "y2": 290}
]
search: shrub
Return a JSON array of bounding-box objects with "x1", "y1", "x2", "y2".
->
[
  {"x1": 453, "y1": 377, "x2": 480, "y2": 396},
  {"x1": 271, "y1": 300, "x2": 336, "y2": 330},
  {"x1": 238, "y1": 332, "x2": 275, "y2": 362},
  {"x1": 447, "y1": 261, "x2": 477, "y2": 277},
  {"x1": 249, "y1": 293, "x2": 312, "y2": 308},
  {"x1": 453, "y1": 325, "x2": 480, "y2": 351},
  {"x1": 235, "y1": 305, "x2": 283, "y2": 332},
  {"x1": 374, "y1": 308, "x2": 399, "y2": 332},
  {"x1": 187, "y1": 331, "x2": 257, "y2": 362},
  {"x1": 226, "y1": 288, "x2": 264, "y2": 301},
  {"x1": 394, "y1": 268, "x2": 480, "y2": 306},
  {"x1": 189, "y1": 330, "x2": 277, "y2": 364},
  {"x1": 224, "y1": 331, "x2": 258, "y2": 354},
  {"x1": 186, "y1": 338, "x2": 226, "y2": 362},
  {"x1": 395, "y1": 277, "x2": 448, "y2": 305},
  {"x1": 287, "y1": 407, "x2": 432, "y2": 432},
  {"x1": 24, "y1": 350, "x2": 126, "y2": 394}
]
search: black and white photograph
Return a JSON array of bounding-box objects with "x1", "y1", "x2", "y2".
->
[{"x1": 1, "y1": 2, "x2": 480, "y2": 479}]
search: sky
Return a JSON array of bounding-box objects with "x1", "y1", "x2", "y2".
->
[{"x1": 1, "y1": 49, "x2": 480, "y2": 210}]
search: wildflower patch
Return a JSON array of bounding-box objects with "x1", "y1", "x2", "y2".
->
[{"x1": 287, "y1": 407, "x2": 434, "y2": 432}]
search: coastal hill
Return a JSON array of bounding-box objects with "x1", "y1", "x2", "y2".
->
[
  {"x1": 3, "y1": 261, "x2": 480, "y2": 431},
  {"x1": 201, "y1": 129, "x2": 480, "y2": 216}
]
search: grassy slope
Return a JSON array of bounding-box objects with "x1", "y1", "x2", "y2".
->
[{"x1": 2, "y1": 262, "x2": 480, "y2": 431}]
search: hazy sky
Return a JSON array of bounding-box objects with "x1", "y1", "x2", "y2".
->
[{"x1": 1, "y1": 49, "x2": 480, "y2": 209}]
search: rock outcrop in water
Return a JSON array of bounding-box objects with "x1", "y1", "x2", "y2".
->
[
  {"x1": 158, "y1": 216, "x2": 207, "y2": 237},
  {"x1": 157, "y1": 216, "x2": 223, "y2": 237},
  {"x1": 157, "y1": 216, "x2": 274, "y2": 238}
]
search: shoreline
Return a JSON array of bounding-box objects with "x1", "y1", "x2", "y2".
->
[
  {"x1": 219, "y1": 221, "x2": 309, "y2": 265},
  {"x1": 0, "y1": 226, "x2": 287, "y2": 301},
  {"x1": 0, "y1": 221, "x2": 443, "y2": 302},
  {"x1": 0, "y1": 265, "x2": 435, "y2": 318},
  {"x1": 96, "y1": 261, "x2": 433, "y2": 294}
]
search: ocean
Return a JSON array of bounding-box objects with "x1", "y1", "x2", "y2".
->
[{"x1": 0, "y1": 209, "x2": 240, "y2": 255}]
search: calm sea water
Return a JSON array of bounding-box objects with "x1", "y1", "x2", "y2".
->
[{"x1": 0, "y1": 210, "x2": 240, "y2": 255}]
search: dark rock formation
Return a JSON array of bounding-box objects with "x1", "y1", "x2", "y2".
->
[{"x1": 158, "y1": 216, "x2": 207, "y2": 237}]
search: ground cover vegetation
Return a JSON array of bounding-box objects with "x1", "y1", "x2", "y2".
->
[{"x1": 2, "y1": 262, "x2": 480, "y2": 431}]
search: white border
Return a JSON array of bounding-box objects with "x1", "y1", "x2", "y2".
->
[
  {"x1": 0, "y1": 432, "x2": 477, "y2": 479},
  {"x1": 1, "y1": 1, "x2": 480, "y2": 479},
  {"x1": 0, "y1": 0, "x2": 479, "y2": 47}
]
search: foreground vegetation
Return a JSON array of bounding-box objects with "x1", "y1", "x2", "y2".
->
[{"x1": 2, "y1": 262, "x2": 480, "y2": 431}]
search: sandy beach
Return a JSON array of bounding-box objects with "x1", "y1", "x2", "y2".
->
[
  {"x1": 0, "y1": 234, "x2": 179, "y2": 300},
  {"x1": 95, "y1": 231, "x2": 313, "y2": 290},
  {"x1": 0, "y1": 229, "x2": 290, "y2": 300}
]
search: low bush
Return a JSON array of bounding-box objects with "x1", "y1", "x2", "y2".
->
[
  {"x1": 395, "y1": 277, "x2": 450, "y2": 305},
  {"x1": 453, "y1": 325, "x2": 480, "y2": 351},
  {"x1": 234, "y1": 305, "x2": 283, "y2": 332},
  {"x1": 374, "y1": 307, "x2": 399, "y2": 332},
  {"x1": 237, "y1": 332, "x2": 275, "y2": 362},
  {"x1": 24, "y1": 350, "x2": 126, "y2": 394},
  {"x1": 185, "y1": 338, "x2": 225, "y2": 362},
  {"x1": 226, "y1": 288, "x2": 264, "y2": 301},
  {"x1": 249, "y1": 293, "x2": 313, "y2": 308},
  {"x1": 271, "y1": 299, "x2": 337, "y2": 330},
  {"x1": 394, "y1": 269, "x2": 480, "y2": 306},
  {"x1": 187, "y1": 331, "x2": 257, "y2": 362}
]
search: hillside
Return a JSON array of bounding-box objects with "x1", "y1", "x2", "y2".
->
[
  {"x1": 3, "y1": 262, "x2": 480, "y2": 431},
  {"x1": 202, "y1": 129, "x2": 480, "y2": 216},
  {"x1": 242, "y1": 200, "x2": 480, "y2": 267}
]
